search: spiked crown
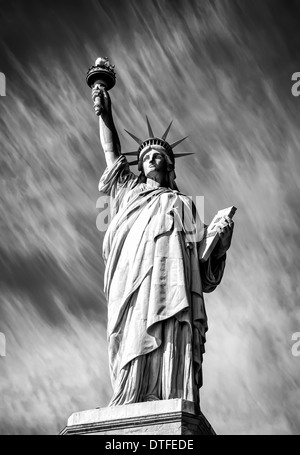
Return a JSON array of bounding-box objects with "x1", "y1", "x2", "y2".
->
[{"x1": 123, "y1": 117, "x2": 193, "y2": 173}]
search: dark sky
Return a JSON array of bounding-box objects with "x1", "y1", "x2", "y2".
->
[{"x1": 0, "y1": 0, "x2": 300, "y2": 435}]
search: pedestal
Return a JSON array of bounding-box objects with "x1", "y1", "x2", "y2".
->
[{"x1": 61, "y1": 399, "x2": 216, "y2": 435}]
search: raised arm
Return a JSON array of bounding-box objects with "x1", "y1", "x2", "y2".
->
[{"x1": 92, "y1": 85, "x2": 121, "y2": 168}]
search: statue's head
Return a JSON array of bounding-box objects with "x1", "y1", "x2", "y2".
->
[
  {"x1": 124, "y1": 117, "x2": 193, "y2": 190},
  {"x1": 140, "y1": 145, "x2": 170, "y2": 184},
  {"x1": 140, "y1": 144, "x2": 173, "y2": 176}
]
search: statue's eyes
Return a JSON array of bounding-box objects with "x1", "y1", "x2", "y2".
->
[{"x1": 144, "y1": 153, "x2": 163, "y2": 161}]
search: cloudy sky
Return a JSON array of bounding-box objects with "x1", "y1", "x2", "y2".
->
[{"x1": 0, "y1": 0, "x2": 300, "y2": 435}]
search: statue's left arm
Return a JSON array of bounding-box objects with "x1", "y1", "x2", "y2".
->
[{"x1": 200, "y1": 215, "x2": 234, "y2": 293}]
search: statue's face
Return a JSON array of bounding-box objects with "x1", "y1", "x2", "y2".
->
[{"x1": 142, "y1": 148, "x2": 167, "y2": 177}]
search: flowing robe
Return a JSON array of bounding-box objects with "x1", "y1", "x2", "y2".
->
[{"x1": 98, "y1": 156, "x2": 226, "y2": 407}]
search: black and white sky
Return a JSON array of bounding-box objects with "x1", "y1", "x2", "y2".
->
[{"x1": 0, "y1": 0, "x2": 300, "y2": 435}]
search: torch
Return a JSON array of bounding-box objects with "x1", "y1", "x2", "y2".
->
[{"x1": 86, "y1": 57, "x2": 116, "y2": 116}]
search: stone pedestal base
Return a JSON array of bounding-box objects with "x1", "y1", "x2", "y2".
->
[{"x1": 61, "y1": 399, "x2": 216, "y2": 435}]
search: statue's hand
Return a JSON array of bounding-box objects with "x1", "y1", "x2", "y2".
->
[
  {"x1": 213, "y1": 215, "x2": 234, "y2": 258},
  {"x1": 91, "y1": 85, "x2": 112, "y2": 117}
]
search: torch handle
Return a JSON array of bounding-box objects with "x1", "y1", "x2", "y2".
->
[{"x1": 92, "y1": 82, "x2": 106, "y2": 117}]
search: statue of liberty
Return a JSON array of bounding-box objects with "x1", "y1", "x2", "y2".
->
[{"x1": 89, "y1": 60, "x2": 234, "y2": 410}]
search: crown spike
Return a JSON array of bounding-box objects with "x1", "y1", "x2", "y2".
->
[
  {"x1": 162, "y1": 120, "x2": 173, "y2": 140},
  {"x1": 146, "y1": 116, "x2": 155, "y2": 138},
  {"x1": 124, "y1": 129, "x2": 143, "y2": 145},
  {"x1": 173, "y1": 153, "x2": 195, "y2": 158},
  {"x1": 128, "y1": 160, "x2": 139, "y2": 166},
  {"x1": 170, "y1": 136, "x2": 188, "y2": 149}
]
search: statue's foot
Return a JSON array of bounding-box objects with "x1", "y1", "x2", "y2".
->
[{"x1": 144, "y1": 394, "x2": 160, "y2": 402}]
